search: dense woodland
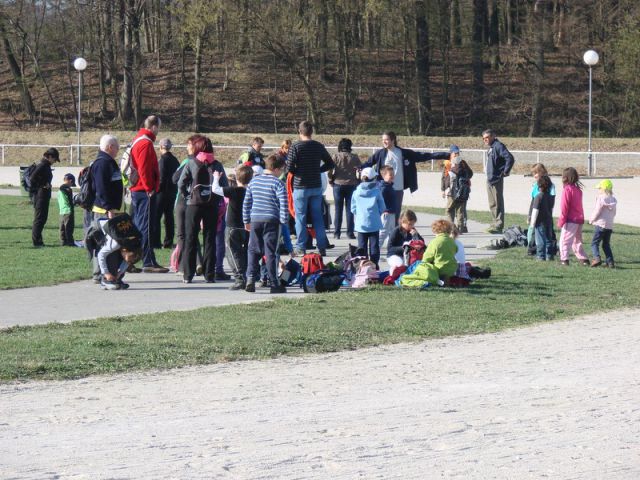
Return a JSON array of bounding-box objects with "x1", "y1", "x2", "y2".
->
[{"x1": 0, "y1": 0, "x2": 639, "y2": 137}]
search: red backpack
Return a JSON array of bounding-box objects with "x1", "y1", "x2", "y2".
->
[
  {"x1": 403, "y1": 240, "x2": 426, "y2": 266},
  {"x1": 301, "y1": 253, "x2": 324, "y2": 275}
]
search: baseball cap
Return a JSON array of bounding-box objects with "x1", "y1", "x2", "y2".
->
[
  {"x1": 63, "y1": 173, "x2": 76, "y2": 186},
  {"x1": 252, "y1": 165, "x2": 264, "y2": 176},
  {"x1": 159, "y1": 138, "x2": 173, "y2": 149},
  {"x1": 44, "y1": 147, "x2": 60, "y2": 161},
  {"x1": 361, "y1": 167, "x2": 377, "y2": 182},
  {"x1": 449, "y1": 145, "x2": 460, "y2": 154},
  {"x1": 596, "y1": 179, "x2": 613, "y2": 191}
]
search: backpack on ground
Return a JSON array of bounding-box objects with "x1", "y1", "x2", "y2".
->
[
  {"x1": 73, "y1": 164, "x2": 96, "y2": 210},
  {"x1": 350, "y1": 259, "x2": 379, "y2": 288},
  {"x1": 120, "y1": 134, "x2": 152, "y2": 188},
  {"x1": 279, "y1": 258, "x2": 302, "y2": 286},
  {"x1": 301, "y1": 253, "x2": 324, "y2": 275},
  {"x1": 403, "y1": 240, "x2": 426, "y2": 266},
  {"x1": 502, "y1": 225, "x2": 527, "y2": 247},
  {"x1": 190, "y1": 161, "x2": 214, "y2": 206},
  {"x1": 20, "y1": 163, "x2": 38, "y2": 193},
  {"x1": 302, "y1": 270, "x2": 345, "y2": 293}
]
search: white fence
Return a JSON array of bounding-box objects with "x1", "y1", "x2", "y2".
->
[{"x1": 1, "y1": 143, "x2": 639, "y2": 176}]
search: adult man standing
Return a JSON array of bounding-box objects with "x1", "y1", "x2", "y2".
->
[
  {"x1": 286, "y1": 121, "x2": 335, "y2": 256},
  {"x1": 29, "y1": 148, "x2": 60, "y2": 247},
  {"x1": 482, "y1": 129, "x2": 515, "y2": 234},
  {"x1": 152, "y1": 138, "x2": 180, "y2": 249},
  {"x1": 91, "y1": 135, "x2": 124, "y2": 281},
  {"x1": 129, "y1": 115, "x2": 168, "y2": 273}
]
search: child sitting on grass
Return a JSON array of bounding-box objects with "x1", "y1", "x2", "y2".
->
[
  {"x1": 386, "y1": 209, "x2": 423, "y2": 264},
  {"x1": 589, "y1": 179, "x2": 617, "y2": 268},
  {"x1": 399, "y1": 219, "x2": 458, "y2": 288}
]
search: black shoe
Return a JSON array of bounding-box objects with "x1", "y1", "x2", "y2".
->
[
  {"x1": 205, "y1": 277, "x2": 216, "y2": 283},
  {"x1": 259, "y1": 279, "x2": 269, "y2": 288},
  {"x1": 319, "y1": 249, "x2": 326, "y2": 256},
  {"x1": 215, "y1": 271, "x2": 231, "y2": 281},
  {"x1": 333, "y1": 232, "x2": 341, "y2": 239},
  {"x1": 118, "y1": 282, "x2": 130, "y2": 290},
  {"x1": 347, "y1": 233, "x2": 356, "y2": 240},
  {"x1": 245, "y1": 282, "x2": 256, "y2": 293},
  {"x1": 229, "y1": 280, "x2": 246, "y2": 290},
  {"x1": 326, "y1": 243, "x2": 335, "y2": 250},
  {"x1": 270, "y1": 285, "x2": 287, "y2": 294}
]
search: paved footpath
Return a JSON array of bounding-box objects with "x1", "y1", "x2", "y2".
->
[
  {"x1": 0, "y1": 215, "x2": 498, "y2": 329},
  {"x1": 1, "y1": 309, "x2": 639, "y2": 479}
]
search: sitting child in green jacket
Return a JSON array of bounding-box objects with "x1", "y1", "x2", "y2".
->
[{"x1": 400, "y1": 219, "x2": 458, "y2": 288}]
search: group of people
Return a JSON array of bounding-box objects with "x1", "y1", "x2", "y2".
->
[{"x1": 25, "y1": 117, "x2": 618, "y2": 292}]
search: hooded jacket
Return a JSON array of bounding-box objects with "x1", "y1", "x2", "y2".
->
[
  {"x1": 589, "y1": 193, "x2": 617, "y2": 230},
  {"x1": 558, "y1": 184, "x2": 584, "y2": 228},
  {"x1": 350, "y1": 181, "x2": 386, "y2": 233},
  {"x1": 485, "y1": 138, "x2": 515, "y2": 185}
]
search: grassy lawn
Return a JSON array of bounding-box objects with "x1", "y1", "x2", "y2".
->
[
  {"x1": 0, "y1": 195, "x2": 170, "y2": 289},
  {"x1": 1, "y1": 193, "x2": 639, "y2": 382}
]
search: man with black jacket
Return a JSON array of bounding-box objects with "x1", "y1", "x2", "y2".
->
[
  {"x1": 482, "y1": 129, "x2": 515, "y2": 234},
  {"x1": 29, "y1": 148, "x2": 60, "y2": 247},
  {"x1": 152, "y1": 138, "x2": 180, "y2": 249}
]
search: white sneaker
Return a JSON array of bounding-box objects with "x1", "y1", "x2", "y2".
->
[{"x1": 101, "y1": 280, "x2": 121, "y2": 290}]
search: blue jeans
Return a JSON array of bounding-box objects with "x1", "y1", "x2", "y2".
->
[
  {"x1": 534, "y1": 225, "x2": 554, "y2": 260},
  {"x1": 131, "y1": 191, "x2": 158, "y2": 267},
  {"x1": 358, "y1": 231, "x2": 380, "y2": 268},
  {"x1": 293, "y1": 187, "x2": 329, "y2": 251},
  {"x1": 332, "y1": 184, "x2": 356, "y2": 235},
  {"x1": 591, "y1": 226, "x2": 613, "y2": 263},
  {"x1": 247, "y1": 221, "x2": 281, "y2": 285}
]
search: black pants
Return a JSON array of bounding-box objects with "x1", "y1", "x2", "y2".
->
[
  {"x1": 358, "y1": 231, "x2": 380, "y2": 269},
  {"x1": 247, "y1": 221, "x2": 280, "y2": 285},
  {"x1": 60, "y1": 213, "x2": 75, "y2": 245},
  {"x1": 152, "y1": 190, "x2": 176, "y2": 248},
  {"x1": 184, "y1": 203, "x2": 218, "y2": 281},
  {"x1": 32, "y1": 188, "x2": 51, "y2": 246},
  {"x1": 226, "y1": 227, "x2": 249, "y2": 281}
]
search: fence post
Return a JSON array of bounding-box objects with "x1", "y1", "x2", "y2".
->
[
  {"x1": 593, "y1": 153, "x2": 597, "y2": 176},
  {"x1": 69, "y1": 145, "x2": 74, "y2": 165},
  {"x1": 1, "y1": 145, "x2": 4, "y2": 165}
]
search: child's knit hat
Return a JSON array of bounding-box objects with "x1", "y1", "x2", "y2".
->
[{"x1": 596, "y1": 179, "x2": 613, "y2": 192}]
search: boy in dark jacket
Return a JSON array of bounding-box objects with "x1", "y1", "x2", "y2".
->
[
  {"x1": 377, "y1": 165, "x2": 397, "y2": 247},
  {"x1": 58, "y1": 173, "x2": 76, "y2": 246}
]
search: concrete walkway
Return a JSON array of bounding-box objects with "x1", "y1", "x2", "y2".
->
[
  {"x1": 0, "y1": 214, "x2": 499, "y2": 329},
  {"x1": 2, "y1": 309, "x2": 639, "y2": 479}
]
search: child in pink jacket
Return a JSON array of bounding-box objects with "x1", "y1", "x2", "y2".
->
[
  {"x1": 557, "y1": 167, "x2": 589, "y2": 266},
  {"x1": 589, "y1": 179, "x2": 617, "y2": 268}
]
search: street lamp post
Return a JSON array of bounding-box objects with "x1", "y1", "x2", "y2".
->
[
  {"x1": 73, "y1": 57, "x2": 87, "y2": 165},
  {"x1": 583, "y1": 49, "x2": 599, "y2": 177}
]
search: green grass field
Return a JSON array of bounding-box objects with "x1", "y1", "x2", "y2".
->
[{"x1": 1, "y1": 194, "x2": 639, "y2": 382}]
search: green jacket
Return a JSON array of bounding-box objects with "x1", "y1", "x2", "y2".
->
[
  {"x1": 58, "y1": 184, "x2": 73, "y2": 215},
  {"x1": 423, "y1": 233, "x2": 458, "y2": 278}
]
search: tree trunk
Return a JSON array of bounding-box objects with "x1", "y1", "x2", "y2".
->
[
  {"x1": 451, "y1": 0, "x2": 462, "y2": 47},
  {"x1": 0, "y1": 18, "x2": 35, "y2": 120},
  {"x1": 402, "y1": 15, "x2": 412, "y2": 136},
  {"x1": 488, "y1": 0, "x2": 501, "y2": 69},
  {"x1": 529, "y1": 0, "x2": 546, "y2": 137},
  {"x1": 120, "y1": 0, "x2": 135, "y2": 124},
  {"x1": 318, "y1": 0, "x2": 329, "y2": 81},
  {"x1": 471, "y1": 0, "x2": 486, "y2": 124},
  {"x1": 192, "y1": 32, "x2": 202, "y2": 132},
  {"x1": 414, "y1": 0, "x2": 432, "y2": 135}
]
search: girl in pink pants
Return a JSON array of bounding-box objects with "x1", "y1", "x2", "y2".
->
[{"x1": 557, "y1": 167, "x2": 589, "y2": 266}]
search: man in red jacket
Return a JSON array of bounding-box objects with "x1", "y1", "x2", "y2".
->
[{"x1": 129, "y1": 115, "x2": 168, "y2": 272}]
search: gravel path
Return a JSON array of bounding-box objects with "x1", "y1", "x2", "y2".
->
[{"x1": 2, "y1": 309, "x2": 639, "y2": 479}]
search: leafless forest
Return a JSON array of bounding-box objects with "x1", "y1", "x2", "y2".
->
[{"x1": 0, "y1": 0, "x2": 638, "y2": 136}]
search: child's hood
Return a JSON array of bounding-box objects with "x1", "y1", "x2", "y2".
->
[{"x1": 358, "y1": 181, "x2": 381, "y2": 196}]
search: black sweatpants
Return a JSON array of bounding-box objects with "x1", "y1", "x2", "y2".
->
[
  {"x1": 32, "y1": 188, "x2": 51, "y2": 246},
  {"x1": 246, "y1": 221, "x2": 280, "y2": 286},
  {"x1": 225, "y1": 227, "x2": 249, "y2": 282},
  {"x1": 152, "y1": 190, "x2": 176, "y2": 248},
  {"x1": 184, "y1": 203, "x2": 218, "y2": 282}
]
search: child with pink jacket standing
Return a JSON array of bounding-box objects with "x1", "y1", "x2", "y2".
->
[
  {"x1": 589, "y1": 179, "x2": 617, "y2": 268},
  {"x1": 557, "y1": 167, "x2": 589, "y2": 266}
]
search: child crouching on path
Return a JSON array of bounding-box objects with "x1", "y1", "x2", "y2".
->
[
  {"x1": 243, "y1": 154, "x2": 289, "y2": 294},
  {"x1": 399, "y1": 219, "x2": 458, "y2": 288},
  {"x1": 589, "y1": 179, "x2": 617, "y2": 268},
  {"x1": 558, "y1": 167, "x2": 589, "y2": 266},
  {"x1": 351, "y1": 167, "x2": 386, "y2": 269}
]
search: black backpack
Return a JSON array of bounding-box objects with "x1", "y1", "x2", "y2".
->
[
  {"x1": 84, "y1": 213, "x2": 141, "y2": 258},
  {"x1": 302, "y1": 270, "x2": 346, "y2": 293},
  {"x1": 502, "y1": 225, "x2": 528, "y2": 247},
  {"x1": 190, "y1": 161, "x2": 214, "y2": 205},
  {"x1": 20, "y1": 163, "x2": 38, "y2": 193},
  {"x1": 454, "y1": 176, "x2": 471, "y2": 202},
  {"x1": 73, "y1": 164, "x2": 96, "y2": 210}
]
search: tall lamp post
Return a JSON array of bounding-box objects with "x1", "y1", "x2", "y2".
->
[
  {"x1": 73, "y1": 57, "x2": 87, "y2": 165},
  {"x1": 583, "y1": 49, "x2": 599, "y2": 177}
]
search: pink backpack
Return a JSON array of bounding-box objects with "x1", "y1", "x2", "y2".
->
[{"x1": 350, "y1": 260, "x2": 378, "y2": 288}]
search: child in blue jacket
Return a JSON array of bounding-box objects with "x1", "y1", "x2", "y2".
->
[{"x1": 351, "y1": 167, "x2": 386, "y2": 268}]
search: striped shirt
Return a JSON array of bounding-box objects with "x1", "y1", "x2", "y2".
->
[
  {"x1": 286, "y1": 139, "x2": 335, "y2": 189},
  {"x1": 242, "y1": 174, "x2": 288, "y2": 224}
]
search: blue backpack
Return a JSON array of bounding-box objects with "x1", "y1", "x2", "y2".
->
[
  {"x1": 279, "y1": 259, "x2": 302, "y2": 286},
  {"x1": 302, "y1": 270, "x2": 346, "y2": 294}
]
